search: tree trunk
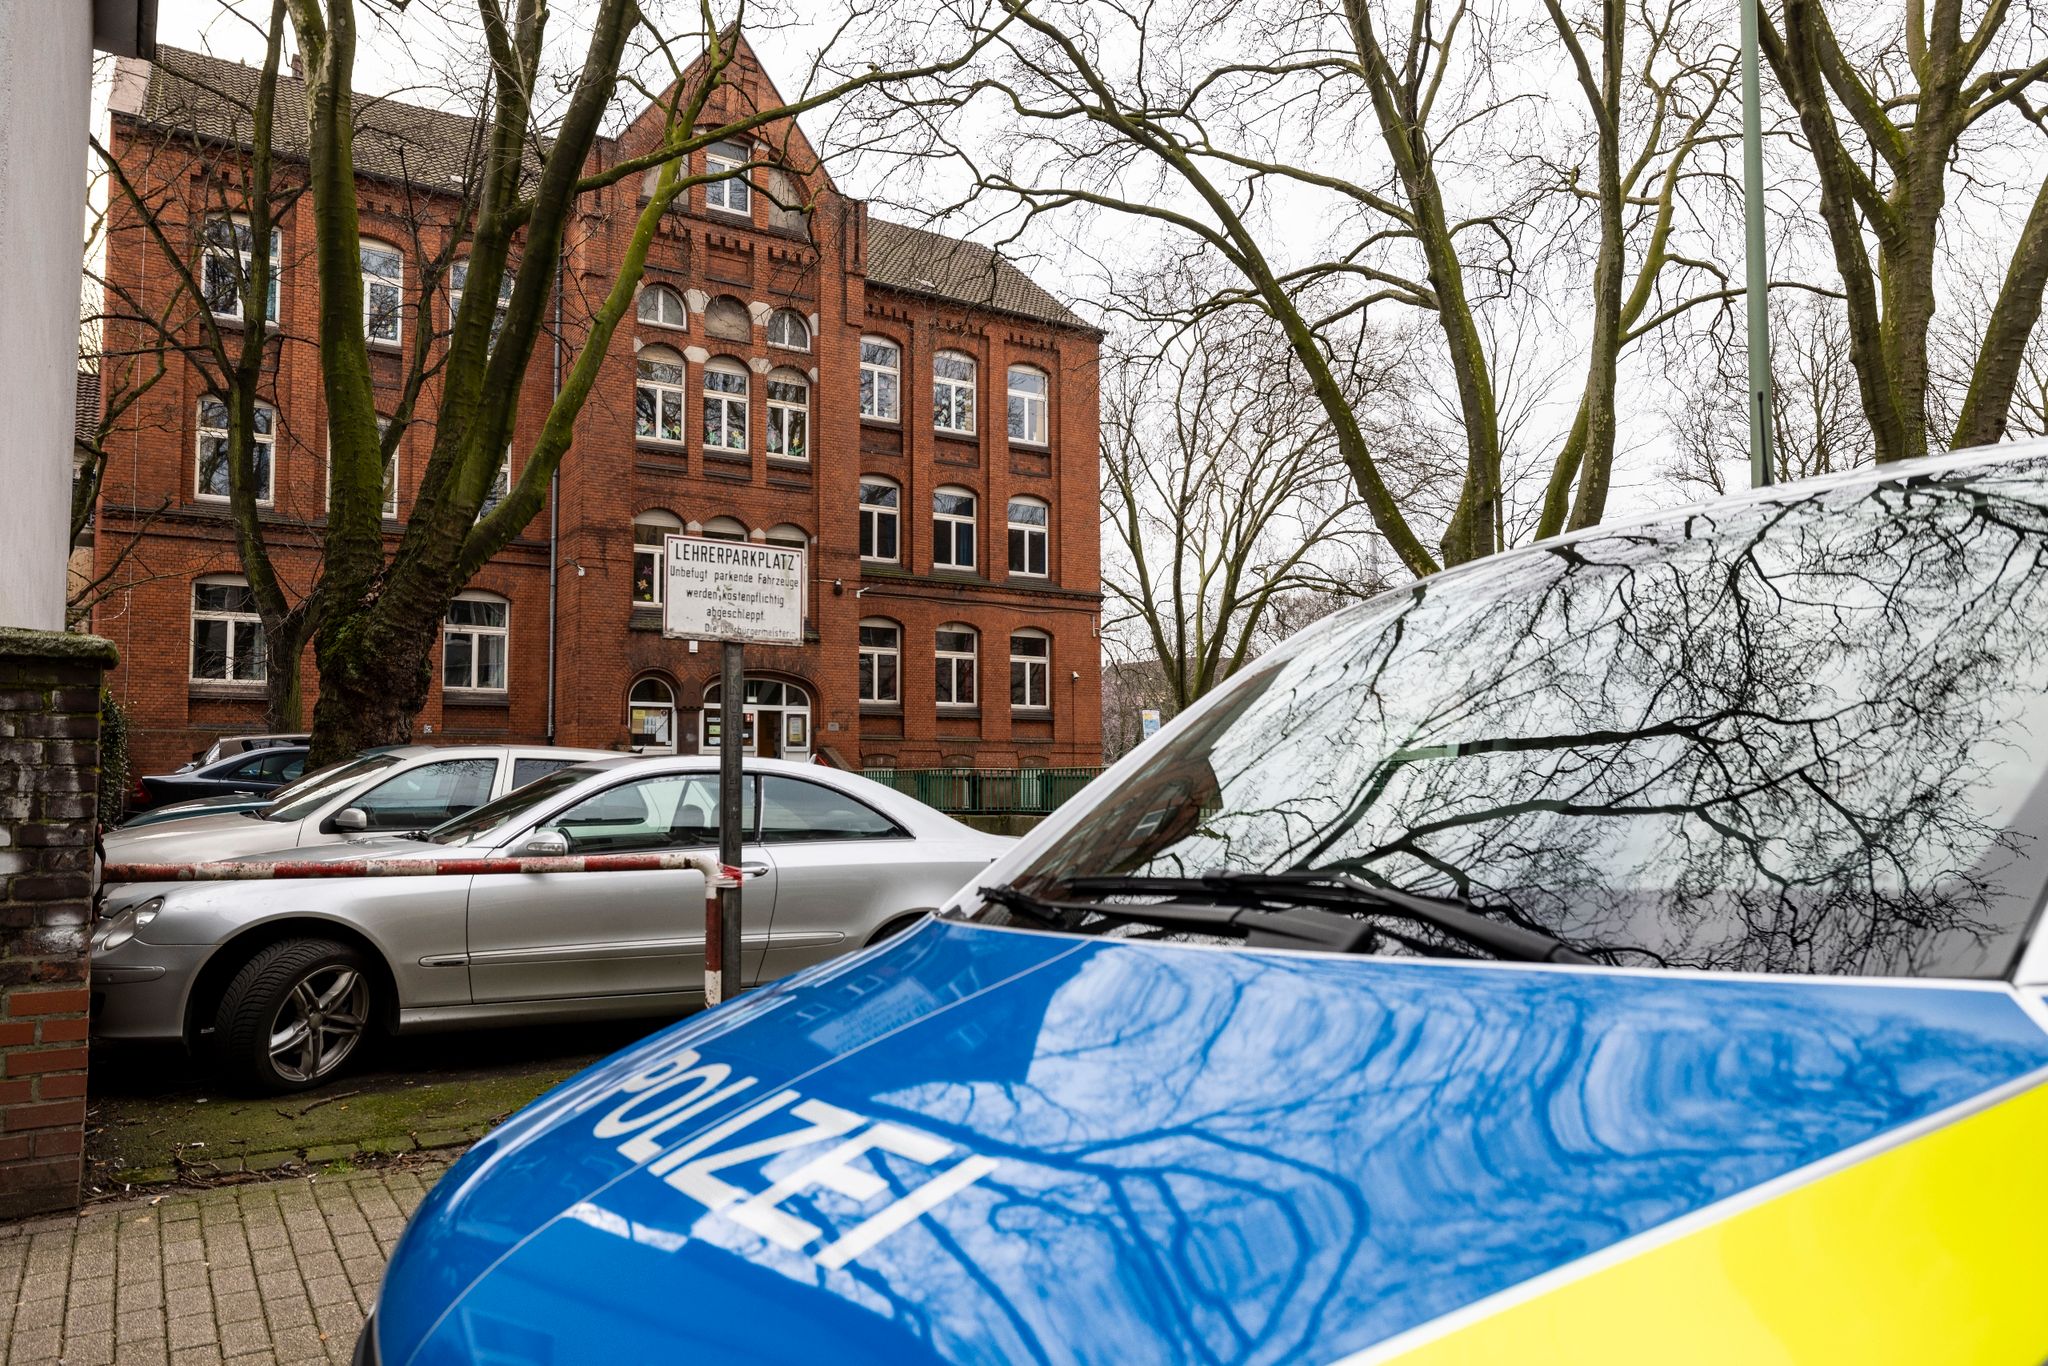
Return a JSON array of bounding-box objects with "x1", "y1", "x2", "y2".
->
[
  {"x1": 261, "y1": 617, "x2": 310, "y2": 734},
  {"x1": 307, "y1": 610, "x2": 438, "y2": 764}
]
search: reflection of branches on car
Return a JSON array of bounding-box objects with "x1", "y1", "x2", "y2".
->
[{"x1": 1030, "y1": 463, "x2": 2048, "y2": 977}]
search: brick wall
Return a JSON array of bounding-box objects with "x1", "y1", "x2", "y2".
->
[{"x1": 0, "y1": 628, "x2": 112, "y2": 1219}]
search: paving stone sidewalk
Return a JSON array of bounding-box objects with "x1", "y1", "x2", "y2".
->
[{"x1": 0, "y1": 1160, "x2": 449, "y2": 1365}]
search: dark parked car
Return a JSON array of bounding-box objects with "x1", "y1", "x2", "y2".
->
[{"x1": 129, "y1": 746, "x2": 309, "y2": 813}]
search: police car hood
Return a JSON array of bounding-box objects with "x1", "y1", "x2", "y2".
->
[{"x1": 375, "y1": 918, "x2": 2048, "y2": 1365}]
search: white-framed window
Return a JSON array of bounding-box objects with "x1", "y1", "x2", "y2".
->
[
  {"x1": 637, "y1": 283, "x2": 688, "y2": 330},
  {"x1": 933, "y1": 350, "x2": 976, "y2": 435},
  {"x1": 703, "y1": 515, "x2": 749, "y2": 542},
  {"x1": 628, "y1": 676, "x2": 677, "y2": 753},
  {"x1": 703, "y1": 359, "x2": 749, "y2": 452},
  {"x1": 196, "y1": 397, "x2": 275, "y2": 504},
  {"x1": 636, "y1": 345, "x2": 687, "y2": 445},
  {"x1": 480, "y1": 448, "x2": 511, "y2": 516},
  {"x1": 1008, "y1": 495, "x2": 1050, "y2": 577},
  {"x1": 859, "y1": 478, "x2": 900, "y2": 563},
  {"x1": 935, "y1": 624, "x2": 978, "y2": 707},
  {"x1": 443, "y1": 592, "x2": 508, "y2": 691},
  {"x1": 704, "y1": 295, "x2": 751, "y2": 341},
  {"x1": 325, "y1": 415, "x2": 398, "y2": 518},
  {"x1": 932, "y1": 485, "x2": 977, "y2": 570},
  {"x1": 858, "y1": 619, "x2": 900, "y2": 704},
  {"x1": 1010, "y1": 629, "x2": 1051, "y2": 709},
  {"x1": 705, "y1": 140, "x2": 752, "y2": 214},
  {"x1": 361, "y1": 239, "x2": 404, "y2": 345},
  {"x1": 190, "y1": 577, "x2": 267, "y2": 683},
  {"x1": 766, "y1": 308, "x2": 809, "y2": 351},
  {"x1": 1007, "y1": 364, "x2": 1049, "y2": 445},
  {"x1": 766, "y1": 369, "x2": 809, "y2": 460},
  {"x1": 201, "y1": 216, "x2": 279, "y2": 324},
  {"x1": 450, "y1": 258, "x2": 512, "y2": 341},
  {"x1": 859, "y1": 336, "x2": 901, "y2": 421},
  {"x1": 632, "y1": 510, "x2": 683, "y2": 606}
]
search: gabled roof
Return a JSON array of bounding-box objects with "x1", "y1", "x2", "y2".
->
[
  {"x1": 115, "y1": 46, "x2": 516, "y2": 188},
  {"x1": 117, "y1": 46, "x2": 1095, "y2": 335},
  {"x1": 866, "y1": 219, "x2": 1094, "y2": 334}
]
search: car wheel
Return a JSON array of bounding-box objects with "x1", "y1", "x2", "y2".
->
[
  {"x1": 215, "y1": 938, "x2": 375, "y2": 1092},
  {"x1": 867, "y1": 913, "x2": 928, "y2": 946}
]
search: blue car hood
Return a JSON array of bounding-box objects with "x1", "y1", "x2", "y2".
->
[{"x1": 376, "y1": 920, "x2": 2048, "y2": 1365}]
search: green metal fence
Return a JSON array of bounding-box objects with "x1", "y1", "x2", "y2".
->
[{"x1": 862, "y1": 766, "x2": 1102, "y2": 816}]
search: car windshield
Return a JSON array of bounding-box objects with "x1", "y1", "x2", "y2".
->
[
  {"x1": 424, "y1": 763, "x2": 617, "y2": 845},
  {"x1": 995, "y1": 456, "x2": 2048, "y2": 979},
  {"x1": 262, "y1": 753, "x2": 404, "y2": 822}
]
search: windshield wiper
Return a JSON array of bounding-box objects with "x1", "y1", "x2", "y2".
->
[
  {"x1": 977, "y1": 882, "x2": 1381, "y2": 955},
  {"x1": 1060, "y1": 870, "x2": 1594, "y2": 965}
]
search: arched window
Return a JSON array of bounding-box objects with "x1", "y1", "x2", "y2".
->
[
  {"x1": 859, "y1": 618, "x2": 900, "y2": 704},
  {"x1": 703, "y1": 358, "x2": 749, "y2": 451},
  {"x1": 1007, "y1": 364, "x2": 1049, "y2": 445},
  {"x1": 635, "y1": 345, "x2": 686, "y2": 445},
  {"x1": 190, "y1": 576, "x2": 267, "y2": 683},
  {"x1": 702, "y1": 515, "x2": 748, "y2": 542},
  {"x1": 1010, "y1": 629, "x2": 1051, "y2": 709},
  {"x1": 702, "y1": 678, "x2": 810, "y2": 755},
  {"x1": 202, "y1": 215, "x2": 280, "y2": 323},
  {"x1": 935, "y1": 624, "x2": 978, "y2": 707},
  {"x1": 766, "y1": 308, "x2": 809, "y2": 351},
  {"x1": 765, "y1": 523, "x2": 808, "y2": 549},
  {"x1": 1007, "y1": 495, "x2": 1050, "y2": 577},
  {"x1": 360, "y1": 238, "x2": 404, "y2": 344},
  {"x1": 628, "y1": 676, "x2": 677, "y2": 753},
  {"x1": 933, "y1": 350, "x2": 976, "y2": 434},
  {"x1": 704, "y1": 295, "x2": 751, "y2": 341},
  {"x1": 325, "y1": 414, "x2": 397, "y2": 518},
  {"x1": 860, "y1": 336, "x2": 901, "y2": 421},
  {"x1": 637, "y1": 283, "x2": 687, "y2": 329},
  {"x1": 443, "y1": 592, "x2": 509, "y2": 692},
  {"x1": 765, "y1": 368, "x2": 808, "y2": 460},
  {"x1": 633, "y1": 510, "x2": 682, "y2": 605},
  {"x1": 705, "y1": 141, "x2": 752, "y2": 214},
  {"x1": 932, "y1": 485, "x2": 977, "y2": 570},
  {"x1": 450, "y1": 258, "x2": 514, "y2": 343},
  {"x1": 196, "y1": 397, "x2": 276, "y2": 505},
  {"x1": 765, "y1": 168, "x2": 808, "y2": 235},
  {"x1": 859, "y1": 477, "x2": 899, "y2": 563}
]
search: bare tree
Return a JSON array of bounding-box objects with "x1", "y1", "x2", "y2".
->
[
  {"x1": 857, "y1": 0, "x2": 1742, "y2": 574},
  {"x1": 1101, "y1": 281, "x2": 1391, "y2": 712},
  {"x1": 99, "y1": 0, "x2": 1002, "y2": 762},
  {"x1": 1760, "y1": 0, "x2": 2048, "y2": 460}
]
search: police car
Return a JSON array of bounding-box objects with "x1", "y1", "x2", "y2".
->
[{"x1": 359, "y1": 444, "x2": 2048, "y2": 1363}]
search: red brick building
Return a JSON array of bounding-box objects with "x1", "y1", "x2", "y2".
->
[{"x1": 91, "y1": 42, "x2": 1103, "y2": 778}]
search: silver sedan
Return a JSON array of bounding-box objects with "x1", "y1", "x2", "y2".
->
[{"x1": 92, "y1": 756, "x2": 1011, "y2": 1091}]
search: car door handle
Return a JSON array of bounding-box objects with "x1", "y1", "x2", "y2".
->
[{"x1": 739, "y1": 862, "x2": 771, "y2": 879}]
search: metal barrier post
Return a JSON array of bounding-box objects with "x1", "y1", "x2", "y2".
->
[{"x1": 714, "y1": 640, "x2": 744, "y2": 1005}]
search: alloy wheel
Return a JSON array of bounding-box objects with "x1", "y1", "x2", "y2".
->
[{"x1": 266, "y1": 966, "x2": 368, "y2": 1084}]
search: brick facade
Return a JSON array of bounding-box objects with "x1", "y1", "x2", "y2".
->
[
  {"x1": 92, "y1": 42, "x2": 1103, "y2": 778},
  {"x1": 0, "y1": 629, "x2": 110, "y2": 1218}
]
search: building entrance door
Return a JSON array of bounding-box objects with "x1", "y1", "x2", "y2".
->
[{"x1": 703, "y1": 678, "x2": 811, "y2": 760}]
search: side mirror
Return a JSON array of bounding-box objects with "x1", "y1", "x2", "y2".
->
[
  {"x1": 519, "y1": 830, "x2": 569, "y2": 858},
  {"x1": 333, "y1": 808, "x2": 370, "y2": 832}
]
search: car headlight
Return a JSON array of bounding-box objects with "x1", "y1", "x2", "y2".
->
[{"x1": 94, "y1": 896, "x2": 163, "y2": 953}]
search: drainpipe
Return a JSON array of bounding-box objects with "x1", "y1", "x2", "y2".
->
[{"x1": 546, "y1": 249, "x2": 563, "y2": 743}]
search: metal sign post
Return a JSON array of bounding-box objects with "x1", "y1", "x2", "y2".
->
[{"x1": 661, "y1": 534, "x2": 806, "y2": 1006}]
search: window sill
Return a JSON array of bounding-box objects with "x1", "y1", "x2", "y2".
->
[
  {"x1": 639, "y1": 320, "x2": 689, "y2": 334},
  {"x1": 859, "y1": 418, "x2": 903, "y2": 433},
  {"x1": 859, "y1": 703, "x2": 904, "y2": 716},
  {"x1": 705, "y1": 206, "x2": 754, "y2": 224},
  {"x1": 766, "y1": 454, "x2": 811, "y2": 469},
  {"x1": 1011, "y1": 707, "x2": 1053, "y2": 719},
  {"x1": 636, "y1": 439, "x2": 688, "y2": 457},
  {"x1": 443, "y1": 689, "x2": 511, "y2": 708},
  {"x1": 936, "y1": 706, "x2": 982, "y2": 719},
  {"x1": 935, "y1": 429, "x2": 979, "y2": 443},
  {"x1": 188, "y1": 680, "x2": 266, "y2": 700},
  {"x1": 629, "y1": 606, "x2": 662, "y2": 632},
  {"x1": 368, "y1": 338, "x2": 403, "y2": 354}
]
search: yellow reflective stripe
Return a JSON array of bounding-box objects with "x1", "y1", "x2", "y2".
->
[{"x1": 1380, "y1": 1080, "x2": 2048, "y2": 1365}]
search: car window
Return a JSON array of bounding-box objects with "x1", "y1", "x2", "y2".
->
[
  {"x1": 543, "y1": 775, "x2": 756, "y2": 855},
  {"x1": 348, "y1": 758, "x2": 499, "y2": 831},
  {"x1": 759, "y1": 777, "x2": 907, "y2": 844},
  {"x1": 263, "y1": 752, "x2": 405, "y2": 822},
  {"x1": 278, "y1": 755, "x2": 307, "y2": 780},
  {"x1": 512, "y1": 756, "x2": 581, "y2": 789},
  {"x1": 253, "y1": 750, "x2": 303, "y2": 778},
  {"x1": 1004, "y1": 459, "x2": 2048, "y2": 979}
]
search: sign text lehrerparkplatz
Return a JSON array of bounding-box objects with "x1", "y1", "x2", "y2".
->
[{"x1": 663, "y1": 535, "x2": 805, "y2": 645}]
